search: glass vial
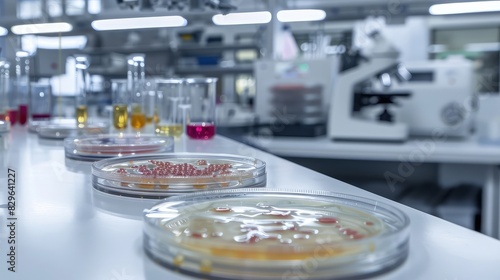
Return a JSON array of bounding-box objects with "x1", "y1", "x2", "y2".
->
[
  {"x1": 15, "y1": 51, "x2": 30, "y2": 126},
  {"x1": 112, "y1": 79, "x2": 128, "y2": 130},
  {"x1": 127, "y1": 54, "x2": 146, "y2": 130},
  {"x1": 75, "y1": 55, "x2": 90, "y2": 128}
]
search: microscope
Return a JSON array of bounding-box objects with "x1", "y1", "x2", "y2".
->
[{"x1": 327, "y1": 31, "x2": 411, "y2": 142}]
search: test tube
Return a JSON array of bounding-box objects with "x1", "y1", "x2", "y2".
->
[
  {"x1": 15, "y1": 51, "x2": 30, "y2": 126},
  {"x1": 75, "y1": 55, "x2": 89, "y2": 128},
  {"x1": 128, "y1": 54, "x2": 146, "y2": 130},
  {"x1": 112, "y1": 79, "x2": 128, "y2": 130}
]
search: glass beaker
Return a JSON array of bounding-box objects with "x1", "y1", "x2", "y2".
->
[
  {"x1": 155, "y1": 79, "x2": 183, "y2": 137},
  {"x1": 30, "y1": 82, "x2": 52, "y2": 121},
  {"x1": 184, "y1": 78, "x2": 217, "y2": 139},
  {"x1": 75, "y1": 55, "x2": 90, "y2": 128},
  {"x1": 15, "y1": 51, "x2": 30, "y2": 126},
  {"x1": 111, "y1": 79, "x2": 128, "y2": 130}
]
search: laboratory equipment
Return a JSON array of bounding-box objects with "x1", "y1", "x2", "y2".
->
[
  {"x1": 143, "y1": 189, "x2": 410, "y2": 279},
  {"x1": 65, "y1": 134, "x2": 174, "y2": 161},
  {"x1": 15, "y1": 51, "x2": 30, "y2": 126},
  {"x1": 392, "y1": 58, "x2": 477, "y2": 138},
  {"x1": 75, "y1": 55, "x2": 90, "y2": 128},
  {"x1": 128, "y1": 54, "x2": 147, "y2": 130},
  {"x1": 91, "y1": 153, "x2": 266, "y2": 198},
  {"x1": 184, "y1": 78, "x2": 217, "y2": 139},
  {"x1": 37, "y1": 121, "x2": 107, "y2": 140},
  {"x1": 0, "y1": 59, "x2": 10, "y2": 123},
  {"x1": 30, "y1": 82, "x2": 52, "y2": 121},
  {"x1": 112, "y1": 80, "x2": 128, "y2": 130},
  {"x1": 144, "y1": 79, "x2": 157, "y2": 125},
  {"x1": 327, "y1": 31, "x2": 410, "y2": 141},
  {"x1": 155, "y1": 79, "x2": 184, "y2": 137},
  {"x1": 254, "y1": 58, "x2": 339, "y2": 137}
]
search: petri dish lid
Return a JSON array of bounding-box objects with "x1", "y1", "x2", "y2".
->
[
  {"x1": 92, "y1": 153, "x2": 266, "y2": 198},
  {"x1": 143, "y1": 189, "x2": 410, "y2": 280},
  {"x1": 0, "y1": 120, "x2": 9, "y2": 134},
  {"x1": 38, "y1": 122, "x2": 108, "y2": 139},
  {"x1": 65, "y1": 134, "x2": 174, "y2": 161}
]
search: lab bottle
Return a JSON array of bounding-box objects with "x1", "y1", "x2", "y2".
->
[
  {"x1": 75, "y1": 55, "x2": 90, "y2": 128},
  {"x1": 15, "y1": 51, "x2": 30, "y2": 125},
  {"x1": 184, "y1": 78, "x2": 217, "y2": 139}
]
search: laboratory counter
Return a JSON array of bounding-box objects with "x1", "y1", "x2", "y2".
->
[{"x1": 0, "y1": 126, "x2": 500, "y2": 280}]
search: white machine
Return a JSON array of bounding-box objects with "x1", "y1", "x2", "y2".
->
[
  {"x1": 328, "y1": 31, "x2": 410, "y2": 141},
  {"x1": 393, "y1": 57, "x2": 477, "y2": 138}
]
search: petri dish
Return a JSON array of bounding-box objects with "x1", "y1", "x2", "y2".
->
[
  {"x1": 37, "y1": 122, "x2": 108, "y2": 139},
  {"x1": 65, "y1": 134, "x2": 174, "y2": 161},
  {"x1": 0, "y1": 120, "x2": 9, "y2": 134},
  {"x1": 29, "y1": 118, "x2": 75, "y2": 133},
  {"x1": 143, "y1": 189, "x2": 410, "y2": 280},
  {"x1": 92, "y1": 153, "x2": 266, "y2": 198}
]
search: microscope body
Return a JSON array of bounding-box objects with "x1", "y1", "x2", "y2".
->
[{"x1": 327, "y1": 32, "x2": 409, "y2": 142}]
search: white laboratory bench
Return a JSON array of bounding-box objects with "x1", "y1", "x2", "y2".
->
[
  {"x1": 1, "y1": 126, "x2": 500, "y2": 280},
  {"x1": 245, "y1": 135, "x2": 500, "y2": 238}
]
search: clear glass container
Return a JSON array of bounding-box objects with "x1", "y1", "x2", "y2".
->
[
  {"x1": 128, "y1": 54, "x2": 147, "y2": 130},
  {"x1": 185, "y1": 78, "x2": 217, "y2": 139},
  {"x1": 155, "y1": 79, "x2": 183, "y2": 137},
  {"x1": 92, "y1": 153, "x2": 266, "y2": 198},
  {"x1": 15, "y1": 51, "x2": 30, "y2": 126},
  {"x1": 74, "y1": 55, "x2": 90, "y2": 128},
  {"x1": 0, "y1": 59, "x2": 10, "y2": 124},
  {"x1": 143, "y1": 189, "x2": 410, "y2": 280},
  {"x1": 64, "y1": 134, "x2": 174, "y2": 161},
  {"x1": 37, "y1": 122, "x2": 107, "y2": 140},
  {"x1": 111, "y1": 79, "x2": 128, "y2": 130},
  {"x1": 30, "y1": 82, "x2": 52, "y2": 121},
  {"x1": 144, "y1": 79, "x2": 157, "y2": 125}
]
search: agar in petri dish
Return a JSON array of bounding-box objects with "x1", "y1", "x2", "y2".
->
[
  {"x1": 92, "y1": 153, "x2": 266, "y2": 198},
  {"x1": 143, "y1": 189, "x2": 410, "y2": 279}
]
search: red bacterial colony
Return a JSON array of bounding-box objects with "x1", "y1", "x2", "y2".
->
[{"x1": 115, "y1": 160, "x2": 233, "y2": 177}]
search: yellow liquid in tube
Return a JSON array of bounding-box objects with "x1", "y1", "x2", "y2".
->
[
  {"x1": 113, "y1": 104, "x2": 128, "y2": 129},
  {"x1": 76, "y1": 105, "x2": 87, "y2": 128}
]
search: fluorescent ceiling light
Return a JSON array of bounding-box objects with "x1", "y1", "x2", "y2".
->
[
  {"x1": 0, "y1": 26, "x2": 7, "y2": 36},
  {"x1": 33, "y1": 35, "x2": 87, "y2": 49},
  {"x1": 277, "y1": 9, "x2": 326, "y2": 22},
  {"x1": 91, "y1": 16, "x2": 187, "y2": 31},
  {"x1": 212, "y1": 11, "x2": 272, "y2": 25},
  {"x1": 429, "y1": 1, "x2": 500, "y2": 15},
  {"x1": 11, "y1": 22, "x2": 72, "y2": 35}
]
